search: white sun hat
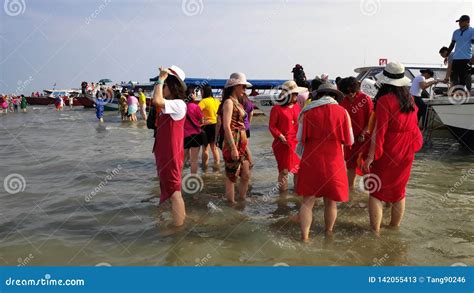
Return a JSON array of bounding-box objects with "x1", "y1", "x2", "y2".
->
[
  {"x1": 224, "y1": 72, "x2": 253, "y2": 88},
  {"x1": 375, "y1": 62, "x2": 412, "y2": 87},
  {"x1": 167, "y1": 65, "x2": 187, "y2": 90}
]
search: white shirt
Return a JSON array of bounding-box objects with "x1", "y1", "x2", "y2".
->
[
  {"x1": 162, "y1": 99, "x2": 186, "y2": 121},
  {"x1": 409, "y1": 75, "x2": 425, "y2": 97}
]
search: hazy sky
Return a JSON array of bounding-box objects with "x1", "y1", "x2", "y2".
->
[{"x1": 0, "y1": 0, "x2": 472, "y2": 94}]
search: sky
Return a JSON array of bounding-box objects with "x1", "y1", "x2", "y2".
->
[{"x1": 0, "y1": 0, "x2": 473, "y2": 94}]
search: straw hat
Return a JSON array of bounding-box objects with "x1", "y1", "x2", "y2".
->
[
  {"x1": 224, "y1": 72, "x2": 252, "y2": 88},
  {"x1": 167, "y1": 65, "x2": 187, "y2": 90},
  {"x1": 375, "y1": 62, "x2": 411, "y2": 87},
  {"x1": 281, "y1": 80, "x2": 308, "y2": 95},
  {"x1": 312, "y1": 82, "x2": 344, "y2": 100},
  {"x1": 276, "y1": 80, "x2": 308, "y2": 105}
]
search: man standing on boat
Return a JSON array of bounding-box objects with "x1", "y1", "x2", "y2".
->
[
  {"x1": 444, "y1": 15, "x2": 474, "y2": 92},
  {"x1": 409, "y1": 69, "x2": 438, "y2": 129}
]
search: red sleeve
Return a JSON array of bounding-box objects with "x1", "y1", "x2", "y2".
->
[
  {"x1": 342, "y1": 110, "x2": 354, "y2": 146},
  {"x1": 373, "y1": 95, "x2": 391, "y2": 160},
  {"x1": 269, "y1": 106, "x2": 282, "y2": 138},
  {"x1": 366, "y1": 94, "x2": 374, "y2": 122}
]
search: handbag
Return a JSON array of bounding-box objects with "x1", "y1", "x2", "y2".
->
[{"x1": 147, "y1": 104, "x2": 156, "y2": 130}]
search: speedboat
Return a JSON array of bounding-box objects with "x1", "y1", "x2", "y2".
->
[{"x1": 426, "y1": 96, "x2": 474, "y2": 150}]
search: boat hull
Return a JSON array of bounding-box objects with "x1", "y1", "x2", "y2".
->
[
  {"x1": 76, "y1": 95, "x2": 95, "y2": 108},
  {"x1": 249, "y1": 94, "x2": 274, "y2": 116},
  {"x1": 429, "y1": 98, "x2": 474, "y2": 151},
  {"x1": 25, "y1": 96, "x2": 54, "y2": 105}
]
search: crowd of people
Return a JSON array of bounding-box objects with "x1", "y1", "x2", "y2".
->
[
  {"x1": 0, "y1": 95, "x2": 28, "y2": 113},
  {"x1": 2, "y1": 14, "x2": 470, "y2": 242},
  {"x1": 149, "y1": 12, "x2": 473, "y2": 238},
  {"x1": 148, "y1": 60, "x2": 424, "y2": 242}
]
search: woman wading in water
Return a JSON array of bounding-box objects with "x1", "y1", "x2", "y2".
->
[
  {"x1": 218, "y1": 72, "x2": 252, "y2": 204},
  {"x1": 364, "y1": 62, "x2": 423, "y2": 235},
  {"x1": 152, "y1": 65, "x2": 188, "y2": 227}
]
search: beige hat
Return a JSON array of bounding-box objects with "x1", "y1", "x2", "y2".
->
[
  {"x1": 375, "y1": 62, "x2": 411, "y2": 87},
  {"x1": 281, "y1": 80, "x2": 308, "y2": 95},
  {"x1": 313, "y1": 82, "x2": 344, "y2": 100},
  {"x1": 224, "y1": 72, "x2": 252, "y2": 88},
  {"x1": 276, "y1": 80, "x2": 308, "y2": 105}
]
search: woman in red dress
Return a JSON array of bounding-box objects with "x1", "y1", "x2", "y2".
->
[
  {"x1": 152, "y1": 65, "x2": 188, "y2": 227},
  {"x1": 296, "y1": 83, "x2": 354, "y2": 241},
  {"x1": 338, "y1": 77, "x2": 374, "y2": 188},
  {"x1": 219, "y1": 72, "x2": 252, "y2": 204},
  {"x1": 364, "y1": 62, "x2": 423, "y2": 235},
  {"x1": 269, "y1": 80, "x2": 306, "y2": 191}
]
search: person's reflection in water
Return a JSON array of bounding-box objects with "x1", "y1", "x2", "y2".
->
[{"x1": 95, "y1": 123, "x2": 107, "y2": 134}]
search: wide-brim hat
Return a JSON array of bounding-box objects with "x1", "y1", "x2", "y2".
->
[
  {"x1": 224, "y1": 72, "x2": 252, "y2": 88},
  {"x1": 375, "y1": 61, "x2": 411, "y2": 87},
  {"x1": 312, "y1": 82, "x2": 344, "y2": 100},
  {"x1": 276, "y1": 80, "x2": 308, "y2": 104},
  {"x1": 167, "y1": 65, "x2": 187, "y2": 91},
  {"x1": 281, "y1": 80, "x2": 308, "y2": 95}
]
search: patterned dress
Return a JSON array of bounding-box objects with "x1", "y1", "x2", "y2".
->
[{"x1": 222, "y1": 97, "x2": 249, "y2": 182}]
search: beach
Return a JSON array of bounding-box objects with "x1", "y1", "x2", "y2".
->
[{"x1": 1, "y1": 106, "x2": 472, "y2": 266}]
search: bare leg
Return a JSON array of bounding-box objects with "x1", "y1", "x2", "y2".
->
[
  {"x1": 278, "y1": 170, "x2": 289, "y2": 192},
  {"x1": 190, "y1": 147, "x2": 200, "y2": 174},
  {"x1": 389, "y1": 198, "x2": 405, "y2": 228},
  {"x1": 210, "y1": 142, "x2": 220, "y2": 165},
  {"x1": 323, "y1": 197, "x2": 337, "y2": 233},
  {"x1": 369, "y1": 195, "x2": 384, "y2": 234},
  {"x1": 202, "y1": 145, "x2": 210, "y2": 169},
  {"x1": 140, "y1": 105, "x2": 147, "y2": 120},
  {"x1": 347, "y1": 168, "x2": 356, "y2": 189},
  {"x1": 299, "y1": 196, "x2": 317, "y2": 241},
  {"x1": 184, "y1": 149, "x2": 190, "y2": 166},
  {"x1": 170, "y1": 191, "x2": 186, "y2": 227},
  {"x1": 225, "y1": 177, "x2": 235, "y2": 204},
  {"x1": 239, "y1": 161, "x2": 251, "y2": 200}
]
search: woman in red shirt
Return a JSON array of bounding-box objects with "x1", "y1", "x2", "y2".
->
[
  {"x1": 269, "y1": 80, "x2": 306, "y2": 191},
  {"x1": 364, "y1": 62, "x2": 423, "y2": 235},
  {"x1": 339, "y1": 77, "x2": 374, "y2": 188},
  {"x1": 296, "y1": 83, "x2": 354, "y2": 241},
  {"x1": 152, "y1": 65, "x2": 188, "y2": 227}
]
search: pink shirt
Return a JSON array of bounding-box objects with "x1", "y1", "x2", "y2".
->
[
  {"x1": 127, "y1": 95, "x2": 138, "y2": 106},
  {"x1": 184, "y1": 102, "x2": 203, "y2": 138}
]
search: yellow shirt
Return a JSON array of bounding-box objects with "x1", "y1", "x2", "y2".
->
[
  {"x1": 138, "y1": 92, "x2": 147, "y2": 105},
  {"x1": 198, "y1": 97, "x2": 220, "y2": 124}
]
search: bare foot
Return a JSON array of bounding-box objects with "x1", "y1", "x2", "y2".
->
[
  {"x1": 371, "y1": 228, "x2": 381, "y2": 237},
  {"x1": 159, "y1": 223, "x2": 185, "y2": 237},
  {"x1": 387, "y1": 224, "x2": 400, "y2": 230}
]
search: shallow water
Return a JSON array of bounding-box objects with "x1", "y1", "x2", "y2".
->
[{"x1": 0, "y1": 106, "x2": 473, "y2": 266}]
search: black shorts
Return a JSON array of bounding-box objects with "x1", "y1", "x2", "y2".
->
[
  {"x1": 245, "y1": 129, "x2": 250, "y2": 138},
  {"x1": 202, "y1": 124, "x2": 216, "y2": 145},
  {"x1": 184, "y1": 133, "x2": 207, "y2": 149}
]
